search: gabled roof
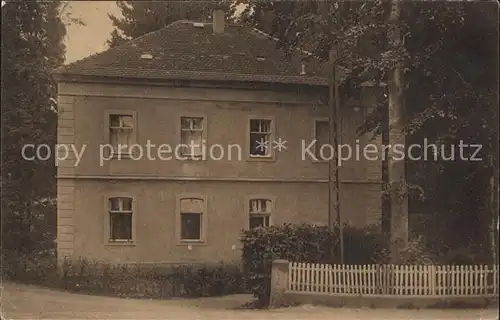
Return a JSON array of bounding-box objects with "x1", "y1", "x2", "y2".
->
[{"x1": 54, "y1": 20, "x2": 336, "y2": 86}]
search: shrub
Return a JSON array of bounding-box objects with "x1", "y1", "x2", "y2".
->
[
  {"x1": 373, "y1": 234, "x2": 438, "y2": 265},
  {"x1": 240, "y1": 223, "x2": 384, "y2": 307},
  {"x1": 4, "y1": 253, "x2": 246, "y2": 299},
  {"x1": 165, "y1": 262, "x2": 246, "y2": 297},
  {"x1": 2, "y1": 252, "x2": 60, "y2": 287},
  {"x1": 60, "y1": 258, "x2": 246, "y2": 298},
  {"x1": 440, "y1": 246, "x2": 491, "y2": 265}
]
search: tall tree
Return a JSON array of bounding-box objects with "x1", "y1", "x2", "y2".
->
[
  {"x1": 1, "y1": 1, "x2": 66, "y2": 263},
  {"x1": 107, "y1": 0, "x2": 235, "y2": 47},
  {"x1": 397, "y1": 1, "x2": 497, "y2": 263},
  {"x1": 238, "y1": 0, "x2": 401, "y2": 261},
  {"x1": 387, "y1": 0, "x2": 407, "y2": 263},
  {"x1": 237, "y1": 0, "x2": 498, "y2": 263}
]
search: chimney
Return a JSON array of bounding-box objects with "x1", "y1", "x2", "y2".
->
[{"x1": 212, "y1": 9, "x2": 225, "y2": 34}]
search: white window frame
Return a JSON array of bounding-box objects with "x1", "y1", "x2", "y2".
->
[
  {"x1": 245, "y1": 195, "x2": 276, "y2": 229},
  {"x1": 104, "y1": 110, "x2": 138, "y2": 159},
  {"x1": 178, "y1": 114, "x2": 207, "y2": 160},
  {"x1": 104, "y1": 195, "x2": 136, "y2": 245},
  {"x1": 176, "y1": 193, "x2": 208, "y2": 244},
  {"x1": 247, "y1": 116, "x2": 276, "y2": 161}
]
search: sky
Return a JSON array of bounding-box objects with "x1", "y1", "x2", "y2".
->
[{"x1": 63, "y1": 1, "x2": 121, "y2": 64}]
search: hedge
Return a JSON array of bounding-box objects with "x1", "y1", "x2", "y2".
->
[
  {"x1": 240, "y1": 223, "x2": 384, "y2": 307},
  {"x1": 3, "y1": 255, "x2": 247, "y2": 299}
]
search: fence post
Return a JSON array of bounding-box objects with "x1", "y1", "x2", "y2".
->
[
  {"x1": 269, "y1": 259, "x2": 290, "y2": 308},
  {"x1": 430, "y1": 265, "x2": 436, "y2": 296}
]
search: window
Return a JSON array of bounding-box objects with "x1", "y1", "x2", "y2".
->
[
  {"x1": 109, "y1": 114, "x2": 134, "y2": 156},
  {"x1": 249, "y1": 119, "x2": 272, "y2": 157},
  {"x1": 179, "y1": 197, "x2": 204, "y2": 241},
  {"x1": 180, "y1": 117, "x2": 204, "y2": 157},
  {"x1": 315, "y1": 120, "x2": 329, "y2": 159},
  {"x1": 108, "y1": 197, "x2": 133, "y2": 241},
  {"x1": 248, "y1": 198, "x2": 272, "y2": 228}
]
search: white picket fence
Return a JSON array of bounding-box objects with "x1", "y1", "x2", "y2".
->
[{"x1": 288, "y1": 262, "x2": 499, "y2": 297}]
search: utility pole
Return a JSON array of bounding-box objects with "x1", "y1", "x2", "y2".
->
[{"x1": 328, "y1": 46, "x2": 344, "y2": 264}]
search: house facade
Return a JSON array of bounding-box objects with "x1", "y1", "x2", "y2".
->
[{"x1": 53, "y1": 11, "x2": 382, "y2": 265}]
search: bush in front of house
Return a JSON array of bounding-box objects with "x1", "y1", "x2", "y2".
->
[
  {"x1": 60, "y1": 258, "x2": 247, "y2": 298},
  {"x1": 240, "y1": 223, "x2": 385, "y2": 307},
  {"x1": 163, "y1": 262, "x2": 247, "y2": 297},
  {"x1": 373, "y1": 234, "x2": 439, "y2": 265},
  {"x1": 4, "y1": 253, "x2": 247, "y2": 299}
]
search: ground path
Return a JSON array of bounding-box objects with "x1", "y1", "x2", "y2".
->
[{"x1": 1, "y1": 282, "x2": 498, "y2": 319}]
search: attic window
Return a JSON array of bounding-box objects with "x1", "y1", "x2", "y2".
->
[
  {"x1": 193, "y1": 22, "x2": 204, "y2": 28},
  {"x1": 140, "y1": 53, "x2": 153, "y2": 60}
]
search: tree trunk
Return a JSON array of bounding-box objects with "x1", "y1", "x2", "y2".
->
[
  {"x1": 489, "y1": 175, "x2": 497, "y2": 265},
  {"x1": 489, "y1": 155, "x2": 499, "y2": 265},
  {"x1": 490, "y1": 80, "x2": 499, "y2": 265},
  {"x1": 388, "y1": 0, "x2": 408, "y2": 263}
]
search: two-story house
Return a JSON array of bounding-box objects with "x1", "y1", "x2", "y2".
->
[{"x1": 52, "y1": 10, "x2": 382, "y2": 265}]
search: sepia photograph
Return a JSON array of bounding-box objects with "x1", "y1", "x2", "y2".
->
[{"x1": 1, "y1": 0, "x2": 499, "y2": 319}]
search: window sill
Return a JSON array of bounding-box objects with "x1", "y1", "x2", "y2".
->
[
  {"x1": 247, "y1": 155, "x2": 276, "y2": 162},
  {"x1": 312, "y1": 159, "x2": 329, "y2": 164},
  {"x1": 106, "y1": 240, "x2": 136, "y2": 246},
  {"x1": 176, "y1": 240, "x2": 207, "y2": 246},
  {"x1": 110, "y1": 153, "x2": 133, "y2": 160},
  {"x1": 177, "y1": 155, "x2": 207, "y2": 162}
]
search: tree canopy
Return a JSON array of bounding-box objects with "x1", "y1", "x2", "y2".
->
[
  {"x1": 236, "y1": 0, "x2": 498, "y2": 261},
  {"x1": 1, "y1": 1, "x2": 66, "y2": 260}
]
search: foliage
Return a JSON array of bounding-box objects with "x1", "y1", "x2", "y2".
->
[
  {"x1": 237, "y1": 0, "x2": 498, "y2": 263},
  {"x1": 165, "y1": 262, "x2": 246, "y2": 297},
  {"x1": 2, "y1": 251, "x2": 60, "y2": 287},
  {"x1": 63, "y1": 258, "x2": 246, "y2": 298},
  {"x1": 237, "y1": 0, "x2": 410, "y2": 87},
  {"x1": 1, "y1": 1, "x2": 64, "y2": 261},
  {"x1": 409, "y1": 214, "x2": 493, "y2": 266},
  {"x1": 240, "y1": 223, "x2": 384, "y2": 307},
  {"x1": 403, "y1": 2, "x2": 498, "y2": 261},
  {"x1": 107, "y1": 0, "x2": 236, "y2": 47},
  {"x1": 374, "y1": 234, "x2": 438, "y2": 265},
  {"x1": 59, "y1": 1, "x2": 86, "y2": 27},
  {"x1": 4, "y1": 254, "x2": 246, "y2": 299},
  {"x1": 374, "y1": 231, "x2": 493, "y2": 266}
]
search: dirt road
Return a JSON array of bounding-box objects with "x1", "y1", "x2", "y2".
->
[{"x1": 1, "y1": 282, "x2": 498, "y2": 319}]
